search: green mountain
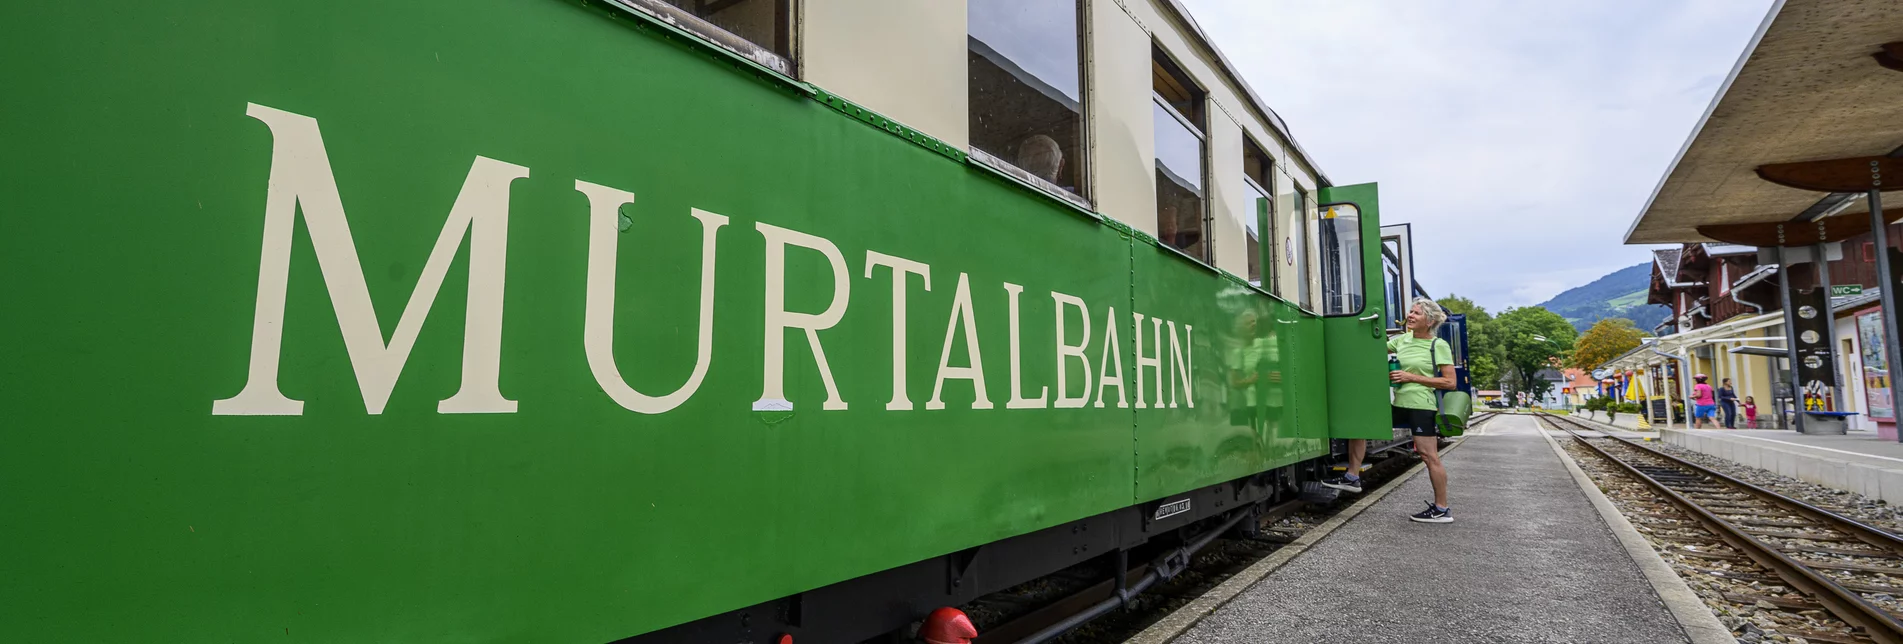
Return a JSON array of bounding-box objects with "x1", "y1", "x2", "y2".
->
[{"x1": 1536, "y1": 261, "x2": 1672, "y2": 333}]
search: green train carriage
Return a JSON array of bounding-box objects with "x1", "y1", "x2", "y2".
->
[{"x1": 0, "y1": 0, "x2": 1416, "y2": 641}]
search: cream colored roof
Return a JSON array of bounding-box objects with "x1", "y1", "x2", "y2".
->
[{"x1": 1625, "y1": 0, "x2": 1903, "y2": 244}]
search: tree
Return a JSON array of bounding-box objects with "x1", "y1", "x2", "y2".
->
[
  {"x1": 1438, "y1": 294, "x2": 1502, "y2": 390},
  {"x1": 1437, "y1": 295, "x2": 1494, "y2": 326},
  {"x1": 1494, "y1": 306, "x2": 1577, "y2": 402},
  {"x1": 1571, "y1": 317, "x2": 1643, "y2": 371}
]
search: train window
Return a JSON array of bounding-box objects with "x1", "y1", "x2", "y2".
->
[
  {"x1": 1291, "y1": 186, "x2": 1313, "y2": 310},
  {"x1": 1317, "y1": 202, "x2": 1366, "y2": 315},
  {"x1": 968, "y1": 0, "x2": 1088, "y2": 202},
  {"x1": 1271, "y1": 164, "x2": 1296, "y2": 301},
  {"x1": 1241, "y1": 139, "x2": 1274, "y2": 287},
  {"x1": 1382, "y1": 240, "x2": 1405, "y2": 330},
  {"x1": 1152, "y1": 46, "x2": 1208, "y2": 262},
  {"x1": 622, "y1": 0, "x2": 795, "y2": 75}
]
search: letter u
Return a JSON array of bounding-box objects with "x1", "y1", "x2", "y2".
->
[{"x1": 574, "y1": 180, "x2": 727, "y2": 414}]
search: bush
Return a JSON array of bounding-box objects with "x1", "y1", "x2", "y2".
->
[{"x1": 1583, "y1": 397, "x2": 1608, "y2": 417}]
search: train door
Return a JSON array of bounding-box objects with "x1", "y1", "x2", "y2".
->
[
  {"x1": 1380, "y1": 224, "x2": 1414, "y2": 333},
  {"x1": 1317, "y1": 184, "x2": 1397, "y2": 439}
]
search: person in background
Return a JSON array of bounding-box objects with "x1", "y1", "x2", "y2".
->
[
  {"x1": 1744, "y1": 396, "x2": 1758, "y2": 428},
  {"x1": 1718, "y1": 377, "x2": 1739, "y2": 429},
  {"x1": 1321, "y1": 297, "x2": 1458, "y2": 524},
  {"x1": 1690, "y1": 374, "x2": 1717, "y2": 429}
]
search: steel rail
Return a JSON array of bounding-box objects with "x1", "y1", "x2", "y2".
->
[
  {"x1": 1546, "y1": 416, "x2": 1903, "y2": 644},
  {"x1": 1543, "y1": 413, "x2": 1903, "y2": 554}
]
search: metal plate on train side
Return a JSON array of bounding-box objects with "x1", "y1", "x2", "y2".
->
[{"x1": 1153, "y1": 498, "x2": 1192, "y2": 521}]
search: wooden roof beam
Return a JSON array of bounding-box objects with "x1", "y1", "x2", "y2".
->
[
  {"x1": 1756, "y1": 156, "x2": 1900, "y2": 193},
  {"x1": 1696, "y1": 208, "x2": 1903, "y2": 246}
]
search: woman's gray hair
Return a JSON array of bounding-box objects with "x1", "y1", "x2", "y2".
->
[{"x1": 1411, "y1": 296, "x2": 1447, "y2": 330}]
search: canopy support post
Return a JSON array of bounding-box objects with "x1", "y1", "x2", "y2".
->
[
  {"x1": 1870, "y1": 184, "x2": 1902, "y2": 442},
  {"x1": 1776, "y1": 237, "x2": 1805, "y2": 433},
  {"x1": 1815, "y1": 236, "x2": 1842, "y2": 417}
]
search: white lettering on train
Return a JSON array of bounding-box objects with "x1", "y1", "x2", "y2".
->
[
  {"x1": 865, "y1": 251, "x2": 932, "y2": 411},
  {"x1": 214, "y1": 103, "x2": 526, "y2": 416},
  {"x1": 214, "y1": 103, "x2": 1201, "y2": 417},
  {"x1": 1094, "y1": 307, "x2": 1129, "y2": 409},
  {"x1": 756, "y1": 221, "x2": 853, "y2": 412},
  {"x1": 926, "y1": 273, "x2": 991, "y2": 410},
  {"x1": 1050, "y1": 292, "x2": 1093, "y2": 409},
  {"x1": 1003, "y1": 283, "x2": 1049, "y2": 410},
  {"x1": 575, "y1": 180, "x2": 727, "y2": 415}
]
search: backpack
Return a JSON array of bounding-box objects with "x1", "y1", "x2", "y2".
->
[{"x1": 1429, "y1": 338, "x2": 1473, "y2": 436}]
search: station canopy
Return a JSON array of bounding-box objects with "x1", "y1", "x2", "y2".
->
[{"x1": 1625, "y1": 0, "x2": 1903, "y2": 245}]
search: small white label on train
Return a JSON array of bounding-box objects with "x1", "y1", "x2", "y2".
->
[{"x1": 1154, "y1": 499, "x2": 1192, "y2": 520}]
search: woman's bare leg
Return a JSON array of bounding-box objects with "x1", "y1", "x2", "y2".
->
[
  {"x1": 1415, "y1": 435, "x2": 1448, "y2": 508},
  {"x1": 1346, "y1": 439, "x2": 1367, "y2": 477}
]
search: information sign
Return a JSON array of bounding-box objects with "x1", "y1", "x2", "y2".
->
[
  {"x1": 1789, "y1": 287, "x2": 1836, "y2": 411},
  {"x1": 1858, "y1": 308, "x2": 1894, "y2": 421}
]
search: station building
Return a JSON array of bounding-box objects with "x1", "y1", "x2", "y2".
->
[
  {"x1": 1599, "y1": 240, "x2": 1896, "y2": 432},
  {"x1": 1602, "y1": 0, "x2": 1901, "y2": 438}
]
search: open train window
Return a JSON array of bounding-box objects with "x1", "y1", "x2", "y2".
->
[
  {"x1": 1152, "y1": 45, "x2": 1209, "y2": 262},
  {"x1": 618, "y1": 0, "x2": 795, "y2": 75},
  {"x1": 968, "y1": 0, "x2": 1088, "y2": 205},
  {"x1": 1318, "y1": 202, "x2": 1366, "y2": 316},
  {"x1": 1241, "y1": 139, "x2": 1275, "y2": 287}
]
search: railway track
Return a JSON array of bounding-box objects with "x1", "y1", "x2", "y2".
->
[{"x1": 1542, "y1": 412, "x2": 1903, "y2": 644}]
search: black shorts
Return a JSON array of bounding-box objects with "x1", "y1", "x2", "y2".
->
[{"x1": 1393, "y1": 406, "x2": 1439, "y2": 437}]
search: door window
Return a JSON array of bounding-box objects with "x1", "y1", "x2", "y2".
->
[{"x1": 1318, "y1": 203, "x2": 1365, "y2": 316}]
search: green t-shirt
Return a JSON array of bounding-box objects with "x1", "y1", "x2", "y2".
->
[{"x1": 1389, "y1": 333, "x2": 1453, "y2": 411}]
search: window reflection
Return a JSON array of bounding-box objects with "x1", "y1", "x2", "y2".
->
[
  {"x1": 1383, "y1": 242, "x2": 1405, "y2": 330},
  {"x1": 1301, "y1": 188, "x2": 1316, "y2": 308},
  {"x1": 1243, "y1": 181, "x2": 1268, "y2": 286},
  {"x1": 1292, "y1": 187, "x2": 1311, "y2": 309},
  {"x1": 1153, "y1": 48, "x2": 1207, "y2": 261},
  {"x1": 1272, "y1": 165, "x2": 1296, "y2": 300},
  {"x1": 969, "y1": 0, "x2": 1086, "y2": 197},
  {"x1": 1319, "y1": 205, "x2": 1365, "y2": 315},
  {"x1": 646, "y1": 0, "x2": 792, "y2": 65},
  {"x1": 1242, "y1": 140, "x2": 1275, "y2": 287}
]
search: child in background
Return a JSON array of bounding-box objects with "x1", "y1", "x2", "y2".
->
[{"x1": 1744, "y1": 396, "x2": 1758, "y2": 428}]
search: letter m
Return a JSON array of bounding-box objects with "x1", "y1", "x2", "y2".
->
[{"x1": 213, "y1": 103, "x2": 529, "y2": 416}]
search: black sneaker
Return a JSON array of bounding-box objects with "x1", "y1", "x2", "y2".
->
[
  {"x1": 1320, "y1": 476, "x2": 1363, "y2": 494},
  {"x1": 1409, "y1": 501, "x2": 1452, "y2": 523}
]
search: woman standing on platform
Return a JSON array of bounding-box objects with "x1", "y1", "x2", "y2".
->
[
  {"x1": 1691, "y1": 374, "x2": 1718, "y2": 429},
  {"x1": 1718, "y1": 378, "x2": 1739, "y2": 429},
  {"x1": 1321, "y1": 297, "x2": 1458, "y2": 524}
]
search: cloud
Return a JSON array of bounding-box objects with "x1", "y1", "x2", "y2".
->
[{"x1": 1178, "y1": 0, "x2": 1775, "y2": 310}]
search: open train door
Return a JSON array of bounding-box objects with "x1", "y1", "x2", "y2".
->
[{"x1": 1316, "y1": 183, "x2": 1397, "y2": 440}]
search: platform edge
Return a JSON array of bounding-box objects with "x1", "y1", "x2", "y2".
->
[
  {"x1": 1537, "y1": 424, "x2": 1737, "y2": 644},
  {"x1": 1123, "y1": 439, "x2": 1465, "y2": 644}
]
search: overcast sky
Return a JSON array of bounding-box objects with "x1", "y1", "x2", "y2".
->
[{"x1": 1178, "y1": 0, "x2": 1776, "y2": 312}]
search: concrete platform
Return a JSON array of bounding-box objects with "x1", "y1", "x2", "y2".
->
[
  {"x1": 1170, "y1": 415, "x2": 1699, "y2": 644},
  {"x1": 1663, "y1": 427, "x2": 1903, "y2": 504}
]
